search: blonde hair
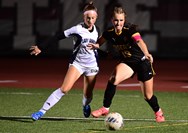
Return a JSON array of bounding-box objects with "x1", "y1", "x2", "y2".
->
[{"x1": 112, "y1": 6, "x2": 127, "y2": 19}]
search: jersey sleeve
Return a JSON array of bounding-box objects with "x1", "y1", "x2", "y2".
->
[
  {"x1": 102, "y1": 30, "x2": 110, "y2": 40},
  {"x1": 37, "y1": 31, "x2": 66, "y2": 50},
  {"x1": 64, "y1": 25, "x2": 78, "y2": 37},
  {"x1": 95, "y1": 25, "x2": 101, "y2": 39},
  {"x1": 128, "y1": 24, "x2": 140, "y2": 37},
  {"x1": 101, "y1": 27, "x2": 115, "y2": 40}
]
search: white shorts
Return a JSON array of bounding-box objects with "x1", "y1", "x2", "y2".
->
[{"x1": 70, "y1": 61, "x2": 99, "y2": 76}]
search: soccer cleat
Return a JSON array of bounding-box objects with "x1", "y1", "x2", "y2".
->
[
  {"x1": 83, "y1": 105, "x2": 91, "y2": 118},
  {"x1": 31, "y1": 111, "x2": 44, "y2": 121},
  {"x1": 155, "y1": 109, "x2": 165, "y2": 123},
  {"x1": 91, "y1": 107, "x2": 109, "y2": 118}
]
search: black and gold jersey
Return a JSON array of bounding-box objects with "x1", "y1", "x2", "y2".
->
[{"x1": 102, "y1": 23, "x2": 145, "y2": 63}]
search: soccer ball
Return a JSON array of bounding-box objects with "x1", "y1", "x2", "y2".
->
[{"x1": 104, "y1": 112, "x2": 124, "y2": 130}]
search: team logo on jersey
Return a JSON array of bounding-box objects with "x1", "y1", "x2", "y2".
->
[
  {"x1": 81, "y1": 38, "x2": 96, "y2": 44},
  {"x1": 90, "y1": 69, "x2": 98, "y2": 73}
]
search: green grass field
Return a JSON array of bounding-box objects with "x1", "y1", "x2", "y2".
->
[{"x1": 0, "y1": 87, "x2": 188, "y2": 133}]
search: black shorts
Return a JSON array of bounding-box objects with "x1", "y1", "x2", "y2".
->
[{"x1": 123, "y1": 59, "x2": 155, "y2": 82}]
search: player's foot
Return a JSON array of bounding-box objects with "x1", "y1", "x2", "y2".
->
[
  {"x1": 83, "y1": 105, "x2": 91, "y2": 118},
  {"x1": 91, "y1": 107, "x2": 109, "y2": 118},
  {"x1": 31, "y1": 111, "x2": 44, "y2": 121},
  {"x1": 155, "y1": 109, "x2": 165, "y2": 122}
]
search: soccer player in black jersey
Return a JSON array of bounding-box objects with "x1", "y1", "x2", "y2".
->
[{"x1": 88, "y1": 5, "x2": 165, "y2": 122}]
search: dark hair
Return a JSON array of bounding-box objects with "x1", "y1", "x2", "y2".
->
[{"x1": 83, "y1": 1, "x2": 97, "y2": 13}]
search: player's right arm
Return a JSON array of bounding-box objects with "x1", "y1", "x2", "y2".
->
[
  {"x1": 29, "y1": 25, "x2": 79, "y2": 56},
  {"x1": 29, "y1": 32, "x2": 67, "y2": 56},
  {"x1": 29, "y1": 45, "x2": 41, "y2": 56}
]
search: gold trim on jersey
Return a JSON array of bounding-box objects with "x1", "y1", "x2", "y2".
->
[
  {"x1": 123, "y1": 27, "x2": 129, "y2": 30},
  {"x1": 151, "y1": 63, "x2": 156, "y2": 75},
  {"x1": 115, "y1": 30, "x2": 122, "y2": 35},
  {"x1": 107, "y1": 28, "x2": 114, "y2": 32}
]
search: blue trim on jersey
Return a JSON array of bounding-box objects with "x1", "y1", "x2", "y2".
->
[
  {"x1": 94, "y1": 49, "x2": 99, "y2": 66},
  {"x1": 69, "y1": 33, "x2": 82, "y2": 64}
]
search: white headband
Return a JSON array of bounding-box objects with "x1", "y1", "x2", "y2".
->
[{"x1": 83, "y1": 10, "x2": 97, "y2": 16}]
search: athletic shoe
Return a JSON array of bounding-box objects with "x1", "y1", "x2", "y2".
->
[
  {"x1": 31, "y1": 111, "x2": 44, "y2": 121},
  {"x1": 91, "y1": 107, "x2": 109, "y2": 118},
  {"x1": 155, "y1": 109, "x2": 165, "y2": 122},
  {"x1": 83, "y1": 105, "x2": 91, "y2": 118}
]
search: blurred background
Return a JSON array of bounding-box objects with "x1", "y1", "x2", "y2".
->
[{"x1": 0, "y1": 0, "x2": 187, "y2": 59}]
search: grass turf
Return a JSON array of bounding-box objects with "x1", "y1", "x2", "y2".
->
[{"x1": 0, "y1": 88, "x2": 187, "y2": 133}]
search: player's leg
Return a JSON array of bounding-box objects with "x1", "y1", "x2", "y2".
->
[
  {"x1": 138, "y1": 60, "x2": 165, "y2": 122},
  {"x1": 31, "y1": 65, "x2": 82, "y2": 121},
  {"x1": 140, "y1": 78, "x2": 165, "y2": 122},
  {"x1": 43, "y1": 65, "x2": 81, "y2": 111},
  {"x1": 92, "y1": 63, "x2": 134, "y2": 118},
  {"x1": 104, "y1": 63, "x2": 134, "y2": 107},
  {"x1": 140, "y1": 78, "x2": 153, "y2": 100},
  {"x1": 82, "y1": 75, "x2": 97, "y2": 117},
  {"x1": 60, "y1": 64, "x2": 82, "y2": 93}
]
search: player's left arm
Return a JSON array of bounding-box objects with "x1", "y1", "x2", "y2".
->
[
  {"x1": 132, "y1": 33, "x2": 153, "y2": 63},
  {"x1": 87, "y1": 36, "x2": 106, "y2": 50}
]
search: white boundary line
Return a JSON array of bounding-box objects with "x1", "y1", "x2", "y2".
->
[
  {"x1": 123, "y1": 123, "x2": 188, "y2": 131},
  {"x1": 181, "y1": 86, "x2": 188, "y2": 89},
  {"x1": 0, "y1": 80, "x2": 18, "y2": 83},
  {"x1": 0, "y1": 116, "x2": 187, "y2": 122},
  {"x1": 118, "y1": 83, "x2": 140, "y2": 87},
  {"x1": 0, "y1": 92, "x2": 42, "y2": 95}
]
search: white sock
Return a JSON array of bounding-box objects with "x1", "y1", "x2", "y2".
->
[
  {"x1": 104, "y1": 107, "x2": 110, "y2": 110},
  {"x1": 39, "y1": 88, "x2": 65, "y2": 114},
  {"x1": 82, "y1": 95, "x2": 92, "y2": 106}
]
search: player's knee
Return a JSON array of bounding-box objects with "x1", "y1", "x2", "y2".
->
[
  {"x1": 144, "y1": 94, "x2": 153, "y2": 100},
  {"x1": 109, "y1": 75, "x2": 119, "y2": 85}
]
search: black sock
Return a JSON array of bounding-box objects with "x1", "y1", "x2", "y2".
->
[
  {"x1": 103, "y1": 81, "x2": 116, "y2": 108},
  {"x1": 145, "y1": 95, "x2": 160, "y2": 112}
]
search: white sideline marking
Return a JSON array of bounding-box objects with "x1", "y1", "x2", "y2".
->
[
  {"x1": 0, "y1": 92, "x2": 140, "y2": 98},
  {"x1": 0, "y1": 92, "x2": 42, "y2": 95},
  {"x1": 124, "y1": 123, "x2": 188, "y2": 131},
  {"x1": 0, "y1": 80, "x2": 18, "y2": 83},
  {"x1": 181, "y1": 86, "x2": 188, "y2": 89},
  {"x1": 1, "y1": 116, "x2": 187, "y2": 122},
  {"x1": 118, "y1": 83, "x2": 140, "y2": 87}
]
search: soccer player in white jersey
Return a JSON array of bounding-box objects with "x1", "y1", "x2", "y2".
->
[{"x1": 30, "y1": 1, "x2": 99, "y2": 120}]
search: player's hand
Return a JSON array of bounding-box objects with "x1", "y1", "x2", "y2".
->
[
  {"x1": 145, "y1": 54, "x2": 153, "y2": 63},
  {"x1": 87, "y1": 43, "x2": 99, "y2": 50},
  {"x1": 29, "y1": 45, "x2": 41, "y2": 56}
]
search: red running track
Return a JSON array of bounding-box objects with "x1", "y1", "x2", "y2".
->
[{"x1": 0, "y1": 57, "x2": 188, "y2": 92}]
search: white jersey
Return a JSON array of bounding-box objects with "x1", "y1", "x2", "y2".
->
[{"x1": 64, "y1": 23, "x2": 99, "y2": 67}]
